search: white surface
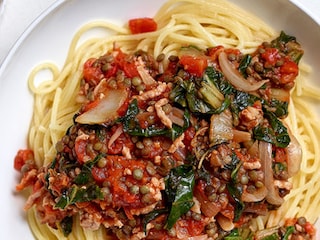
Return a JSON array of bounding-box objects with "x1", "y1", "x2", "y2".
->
[{"x1": 0, "y1": 0, "x2": 319, "y2": 239}]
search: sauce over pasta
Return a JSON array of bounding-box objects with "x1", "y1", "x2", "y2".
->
[{"x1": 14, "y1": 22, "x2": 316, "y2": 239}]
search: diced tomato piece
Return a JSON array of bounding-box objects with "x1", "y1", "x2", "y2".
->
[
  {"x1": 128, "y1": 17, "x2": 157, "y2": 34},
  {"x1": 305, "y1": 221, "x2": 316, "y2": 236},
  {"x1": 179, "y1": 55, "x2": 208, "y2": 77},
  {"x1": 122, "y1": 61, "x2": 140, "y2": 78},
  {"x1": 279, "y1": 60, "x2": 299, "y2": 84},
  {"x1": 114, "y1": 49, "x2": 139, "y2": 78},
  {"x1": 207, "y1": 45, "x2": 224, "y2": 61},
  {"x1": 260, "y1": 48, "x2": 281, "y2": 66},
  {"x1": 74, "y1": 138, "x2": 88, "y2": 163},
  {"x1": 83, "y1": 58, "x2": 103, "y2": 84},
  {"x1": 14, "y1": 149, "x2": 34, "y2": 171},
  {"x1": 91, "y1": 167, "x2": 108, "y2": 184}
]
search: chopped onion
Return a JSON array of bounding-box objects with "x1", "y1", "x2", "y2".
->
[
  {"x1": 194, "y1": 190, "x2": 220, "y2": 218},
  {"x1": 76, "y1": 88, "x2": 128, "y2": 125},
  {"x1": 259, "y1": 141, "x2": 284, "y2": 206},
  {"x1": 209, "y1": 110, "x2": 233, "y2": 145},
  {"x1": 247, "y1": 140, "x2": 259, "y2": 158},
  {"x1": 108, "y1": 125, "x2": 123, "y2": 149},
  {"x1": 269, "y1": 88, "x2": 290, "y2": 102},
  {"x1": 136, "y1": 65, "x2": 156, "y2": 86},
  {"x1": 168, "y1": 107, "x2": 185, "y2": 127},
  {"x1": 286, "y1": 128, "x2": 302, "y2": 177},
  {"x1": 218, "y1": 51, "x2": 268, "y2": 92},
  {"x1": 216, "y1": 214, "x2": 234, "y2": 231},
  {"x1": 241, "y1": 185, "x2": 267, "y2": 202},
  {"x1": 232, "y1": 129, "x2": 252, "y2": 142}
]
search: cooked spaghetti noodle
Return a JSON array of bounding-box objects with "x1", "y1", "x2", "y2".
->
[{"x1": 15, "y1": 0, "x2": 320, "y2": 239}]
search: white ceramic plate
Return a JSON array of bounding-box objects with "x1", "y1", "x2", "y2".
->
[{"x1": 0, "y1": 0, "x2": 319, "y2": 239}]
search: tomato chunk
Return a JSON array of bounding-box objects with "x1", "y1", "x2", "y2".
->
[
  {"x1": 179, "y1": 55, "x2": 208, "y2": 77},
  {"x1": 279, "y1": 60, "x2": 299, "y2": 84},
  {"x1": 129, "y1": 17, "x2": 157, "y2": 34},
  {"x1": 14, "y1": 149, "x2": 34, "y2": 171}
]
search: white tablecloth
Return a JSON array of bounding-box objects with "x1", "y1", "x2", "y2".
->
[{"x1": 0, "y1": 0, "x2": 319, "y2": 64}]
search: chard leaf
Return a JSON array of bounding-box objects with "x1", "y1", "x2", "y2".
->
[
  {"x1": 283, "y1": 226, "x2": 294, "y2": 240},
  {"x1": 253, "y1": 111, "x2": 290, "y2": 148},
  {"x1": 238, "y1": 54, "x2": 252, "y2": 77},
  {"x1": 268, "y1": 99, "x2": 288, "y2": 118},
  {"x1": 164, "y1": 165, "x2": 195, "y2": 229},
  {"x1": 271, "y1": 31, "x2": 303, "y2": 64},
  {"x1": 55, "y1": 184, "x2": 103, "y2": 209},
  {"x1": 122, "y1": 99, "x2": 190, "y2": 140},
  {"x1": 60, "y1": 216, "x2": 73, "y2": 237},
  {"x1": 74, "y1": 154, "x2": 105, "y2": 185},
  {"x1": 142, "y1": 208, "x2": 168, "y2": 233},
  {"x1": 225, "y1": 153, "x2": 244, "y2": 222}
]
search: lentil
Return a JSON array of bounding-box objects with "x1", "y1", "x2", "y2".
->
[{"x1": 133, "y1": 168, "x2": 144, "y2": 180}]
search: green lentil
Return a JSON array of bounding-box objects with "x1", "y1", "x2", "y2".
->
[
  {"x1": 140, "y1": 185, "x2": 150, "y2": 195},
  {"x1": 97, "y1": 157, "x2": 107, "y2": 168},
  {"x1": 130, "y1": 185, "x2": 140, "y2": 195},
  {"x1": 133, "y1": 168, "x2": 143, "y2": 180},
  {"x1": 132, "y1": 76, "x2": 142, "y2": 86}
]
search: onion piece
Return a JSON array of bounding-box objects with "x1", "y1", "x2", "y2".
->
[
  {"x1": 286, "y1": 129, "x2": 302, "y2": 178},
  {"x1": 247, "y1": 140, "x2": 259, "y2": 158},
  {"x1": 232, "y1": 129, "x2": 252, "y2": 143},
  {"x1": 259, "y1": 141, "x2": 284, "y2": 206},
  {"x1": 76, "y1": 88, "x2": 128, "y2": 125},
  {"x1": 241, "y1": 185, "x2": 267, "y2": 202},
  {"x1": 269, "y1": 88, "x2": 290, "y2": 102},
  {"x1": 216, "y1": 214, "x2": 234, "y2": 231},
  {"x1": 218, "y1": 51, "x2": 268, "y2": 92},
  {"x1": 209, "y1": 110, "x2": 233, "y2": 145},
  {"x1": 168, "y1": 107, "x2": 185, "y2": 127},
  {"x1": 135, "y1": 56, "x2": 157, "y2": 86},
  {"x1": 194, "y1": 189, "x2": 220, "y2": 218},
  {"x1": 108, "y1": 125, "x2": 123, "y2": 149}
]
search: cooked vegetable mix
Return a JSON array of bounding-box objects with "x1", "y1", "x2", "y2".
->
[{"x1": 15, "y1": 31, "x2": 315, "y2": 239}]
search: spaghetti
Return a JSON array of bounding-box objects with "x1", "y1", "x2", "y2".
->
[{"x1": 14, "y1": 0, "x2": 320, "y2": 239}]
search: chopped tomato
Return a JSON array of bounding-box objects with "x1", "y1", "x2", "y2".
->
[
  {"x1": 83, "y1": 58, "x2": 104, "y2": 85},
  {"x1": 14, "y1": 149, "x2": 34, "y2": 171},
  {"x1": 128, "y1": 17, "x2": 157, "y2": 34},
  {"x1": 114, "y1": 49, "x2": 139, "y2": 78},
  {"x1": 260, "y1": 48, "x2": 281, "y2": 66},
  {"x1": 274, "y1": 147, "x2": 287, "y2": 163},
  {"x1": 92, "y1": 156, "x2": 153, "y2": 208},
  {"x1": 74, "y1": 138, "x2": 88, "y2": 163},
  {"x1": 207, "y1": 45, "x2": 224, "y2": 61},
  {"x1": 116, "y1": 97, "x2": 130, "y2": 116},
  {"x1": 177, "y1": 219, "x2": 206, "y2": 237},
  {"x1": 179, "y1": 55, "x2": 208, "y2": 77},
  {"x1": 304, "y1": 221, "x2": 316, "y2": 236},
  {"x1": 279, "y1": 60, "x2": 299, "y2": 84}
]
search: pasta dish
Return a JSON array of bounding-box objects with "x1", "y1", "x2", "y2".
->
[{"x1": 13, "y1": 0, "x2": 320, "y2": 239}]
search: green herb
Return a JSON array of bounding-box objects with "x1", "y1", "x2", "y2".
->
[
  {"x1": 268, "y1": 99, "x2": 288, "y2": 118},
  {"x1": 226, "y1": 154, "x2": 245, "y2": 222},
  {"x1": 238, "y1": 54, "x2": 252, "y2": 77},
  {"x1": 142, "y1": 208, "x2": 168, "y2": 233},
  {"x1": 121, "y1": 99, "x2": 190, "y2": 139},
  {"x1": 55, "y1": 184, "x2": 103, "y2": 209},
  {"x1": 60, "y1": 216, "x2": 73, "y2": 237},
  {"x1": 282, "y1": 226, "x2": 294, "y2": 240},
  {"x1": 271, "y1": 31, "x2": 304, "y2": 64},
  {"x1": 253, "y1": 111, "x2": 290, "y2": 148},
  {"x1": 164, "y1": 165, "x2": 195, "y2": 229},
  {"x1": 169, "y1": 67, "x2": 230, "y2": 114}
]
